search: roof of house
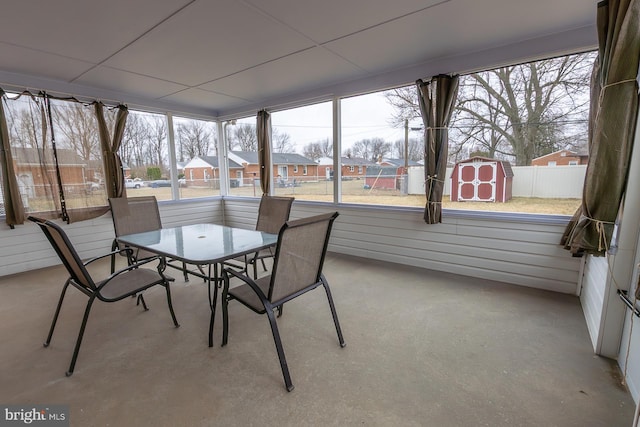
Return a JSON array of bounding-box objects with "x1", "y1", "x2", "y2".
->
[
  {"x1": 380, "y1": 158, "x2": 421, "y2": 167},
  {"x1": 185, "y1": 156, "x2": 242, "y2": 169},
  {"x1": 231, "y1": 151, "x2": 316, "y2": 166},
  {"x1": 532, "y1": 149, "x2": 589, "y2": 160},
  {"x1": 12, "y1": 147, "x2": 86, "y2": 166}
]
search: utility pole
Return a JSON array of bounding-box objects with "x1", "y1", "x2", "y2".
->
[{"x1": 404, "y1": 119, "x2": 409, "y2": 170}]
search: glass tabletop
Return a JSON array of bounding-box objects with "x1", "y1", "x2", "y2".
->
[{"x1": 117, "y1": 223, "x2": 278, "y2": 264}]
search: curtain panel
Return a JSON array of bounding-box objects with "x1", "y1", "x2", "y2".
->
[
  {"x1": 257, "y1": 109, "x2": 272, "y2": 195},
  {"x1": 0, "y1": 90, "x2": 26, "y2": 227},
  {"x1": 0, "y1": 91, "x2": 125, "y2": 225},
  {"x1": 416, "y1": 75, "x2": 460, "y2": 224},
  {"x1": 561, "y1": 0, "x2": 640, "y2": 255},
  {"x1": 96, "y1": 102, "x2": 128, "y2": 201}
]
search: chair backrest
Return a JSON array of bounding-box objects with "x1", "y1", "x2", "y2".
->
[
  {"x1": 109, "y1": 196, "x2": 162, "y2": 237},
  {"x1": 28, "y1": 216, "x2": 96, "y2": 291},
  {"x1": 255, "y1": 195, "x2": 294, "y2": 234},
  {"x1": 268, "y1": 211, "x2": 339, "y2": 303}
]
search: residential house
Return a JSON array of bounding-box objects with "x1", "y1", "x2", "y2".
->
[
  {"x1": 531, "y1": 149, "x2": 589, "y2": 166},
  {"x1": 182, "y1": 156, "x2": 243, "y2": 187},
  {"x1": 229, "y1": 151, "x2": 318, "y2": 185},
  {"x1": 317, "y1": 156, "x2": 375, "y2": 180},
  {"x1": 12, "y1": 147, "x2": 90, "y2": 197}
]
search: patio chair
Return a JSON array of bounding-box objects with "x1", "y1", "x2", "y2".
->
[
  {"x1": 28, "y1": 216, "x2": 179, "y2": 376},
  {"x1": 108, "y1": 196, "x2": 163, "y2": 273},
  {"x1": 220, "y1": 211, "x2": 345, "y2": 391},
  {"x1": 225, "y1": 195, "x2": 294, "y2": 279},
  {"x1": 109, "y1": 196, "x2": 190, "y2": 281}
]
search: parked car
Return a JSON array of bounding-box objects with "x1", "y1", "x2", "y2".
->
[
  {"x1": 149, "y1": 180, "x2": 172, "y2": 188},
  {"x1": 125, "y1": 178, "x2": 143, "y2": 189}
]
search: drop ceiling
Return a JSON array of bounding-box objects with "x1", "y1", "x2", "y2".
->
[{"x1": 0, "y1": 0, "x2": 597, "y2": 118}]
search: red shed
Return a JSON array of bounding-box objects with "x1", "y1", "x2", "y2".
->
[{"x1": 450, "y1": 157, "x2": 513, "y2": 203}]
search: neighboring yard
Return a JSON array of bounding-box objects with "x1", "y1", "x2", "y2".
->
[{"x1": 22, "y1": 179, "x2": 580, "y2": 216}]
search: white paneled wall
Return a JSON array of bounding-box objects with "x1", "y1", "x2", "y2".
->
[
  {"x1": 580, "y1": 255, "x2": 609, "y2": 352},
  {"x1": 224, "y1": 197, "x2": 582, "y2": 293},
  {"x1": 0, "y1": 198, "x2": 223, "y2": 277}
]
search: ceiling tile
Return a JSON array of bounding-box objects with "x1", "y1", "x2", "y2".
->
[
  {"x1": 0, "y1": 43, "x2": 93, "y2": 82},
  {"x1": 0, "y1": 0, "x2": 193, "y2": 63},
  {"x1": 75, "y1": 66, "x2": 188, "y2": 100},
  {"x1": 198, "y1": 47, "x2": 363, "y2": 102},
  {"x1": 104, "y1": 0, "x2": 314, "y2": 86}
]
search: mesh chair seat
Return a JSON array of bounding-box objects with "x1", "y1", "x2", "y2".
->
[
  {"x1": 227, "y1": 276, "x2": 270, "y2": 313},
  {"x1": 97, "y1": 268, "x2": 169, "y2": 301}
]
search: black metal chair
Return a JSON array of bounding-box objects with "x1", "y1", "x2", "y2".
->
[
  {"x1": 29, "y1": 216, "x2": 179, "y2": 376},
  {"x1": 220, "y1": 211, "x2": 345, "y2": 391},
  {"x1": 225, "y1": 194, "x2": 294, "y2": 279}
]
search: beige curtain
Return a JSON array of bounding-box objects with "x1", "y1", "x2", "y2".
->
[
  {"x1": 0, "y1": 90, "x2": 26, "y2": 227},
  {"x1": 257, "y1": 109, "x2": 271, "y2": 195},
  {"x1": 561, "y1": 0, "x2": 640, "y2": 255},
  {"x1": 96, "y1": 102, "x2": 128, "y2": 200},
  {"x1": 416, "y1": 75, "x2": 460, "y2": 224}
]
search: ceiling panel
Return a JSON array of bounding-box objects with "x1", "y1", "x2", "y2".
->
[
  {"x1": 104, "y1": 0, "x2": 315, "y2": 87},
  {"x1": 198, "y1": 47, "x2": 363, "y2": 105},
  {"x1": 242, "y1": 0, "x2": 448, "y2": 43},
  {"x1": 326, "y1": 0, "x2": 596, "y2": 73},
  {"x1": 0, "y1": 43, "x2": 93, "y2": 82},
  {"x1": 161, "y1": 88, "x2": 251, "y2": 113},
  {"x1": 75, "y1": 66, "x2": 188, "y2": 100},
  {"x1": 0, "y1": 0, "x2": 193, "y2": 63}
]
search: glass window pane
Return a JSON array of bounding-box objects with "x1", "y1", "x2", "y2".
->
[
  {"x1": 340, "y1": 89, "x2": 421, "y2": 207},
  {"x1": 120, "y1": 111, "x2": 172, "y2": 201},
  {"x1": 174, "y1": 116, "x2": 219, "y2": 199},
  {"x1": 226, "y1": 116, "x2": 261, "y2": 197},
  {"x1": 271, "y1": 102, "x2": 333, "y2": 201}
]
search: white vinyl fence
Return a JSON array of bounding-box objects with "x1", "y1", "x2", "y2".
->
[{"x1": 408, "y1": 165, "x2": 586, "y2": 198}]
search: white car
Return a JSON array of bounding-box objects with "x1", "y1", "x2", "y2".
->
[{"x1": 125, "y1": 178, "x2": 143, "y2": 189}]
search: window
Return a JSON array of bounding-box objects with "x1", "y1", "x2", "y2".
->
[
  {"x1": 173, "y1": 116, "x2": 218, "y2": 199},
  {"x1": 271, "y1": 102, "x2": 333, "y2": 201},
  {"x1": 1, "y1": 92, "x2": 108, "y2": 219},
  {"x1": 338, "y1": 51, "x2": 594, "y2": 215},
  {"x1": 120, "y1": 111, "x2": 173, "y2": 201},
  {"x1": 226, "y1": 116, "x2": 261, "y2": 197}
]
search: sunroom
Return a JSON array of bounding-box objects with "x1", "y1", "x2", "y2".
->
[{"x1": 0, "y1": 0, "x2": 639, "y2": 425}]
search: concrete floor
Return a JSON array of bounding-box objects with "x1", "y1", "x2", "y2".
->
[{"x1": 0, "y1": 253, "x2": 635, "y2": 426}]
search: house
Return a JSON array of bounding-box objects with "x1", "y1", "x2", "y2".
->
[
  {"x1": 229, "y1": 151, "x2": 318, "y2": 185},
  {"x1": 317, "y1": 156, "x2": 375, "y2": 180},
  {"x1": 531, "y1": 149, "x2": 589, "y2": 166},
  {"x1": 12, "y1": 147, "x2": 90, "y2": 197},
  {"x1": 182, "y1": 156, "x2": 243, "y2": 187}
]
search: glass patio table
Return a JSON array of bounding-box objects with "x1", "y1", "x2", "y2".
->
[{"x1": 117, "y1": 223, "x2": 278, "y2": 347}]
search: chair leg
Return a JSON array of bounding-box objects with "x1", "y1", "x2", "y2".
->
[
  {"x1": 66, "y1": 295, "x2": 96, "y2": 376},
  {"x1": 136, "y1": 294, "x2": 149, "y2": 311},
  {"x1": 221, "y1": 272, "x2": 230, "y2": 347},
  {"x1": 265, "y1": 306, "x2": 294, "y2": 392},
  {"x1": 321, "y1": 276, "x2": 346, "y2": 348},
  {"x1": 163, "y1": 283, "x2": 180, "y2": 328},
  {"x1": 208, "y1": 271, "x2": 219, "y2": 348},
  {"x1": 44, "y1": 280, "x2": 70, "y2": 347}
]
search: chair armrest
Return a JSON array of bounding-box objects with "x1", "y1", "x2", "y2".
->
[
  {"x1": 224, "y1": 267, "x2": 269, "y2": 302},
  {"x1": 84, "y1": 248, "x2": 134, "y2": 266}
]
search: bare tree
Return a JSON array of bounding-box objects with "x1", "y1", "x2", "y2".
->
[
  {"x1": 303, "y1": 138, "x2": 333, "y2": 160},
  {"x1": 52, "y1": 103, "x2": 101, "y2": 161},
  {"x1": 177, "y1": 119, "x2": 215, "y2": 160},
  {"x1": 392, "y1": 137, "x2": 422, "y2": 161},
  {"x1": 352, "y1": 137, "x2": 391, "y2": 162},
  {"x1": 121, "y1": 113, "x2": 151, "y2": 168},
  {"x1": 272, "y1": 128, "x2": 293, "y2": 153},
  {"x1": 384, "y1": 51, "x2": 595, "y2": 166},
  {"x1": 231, "y1": 123, "x2": 257, "y2": 151}
]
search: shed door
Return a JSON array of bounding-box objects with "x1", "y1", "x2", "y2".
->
[{"x1": 457, "y1": 162, "x2": 497, "y2": 201}]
